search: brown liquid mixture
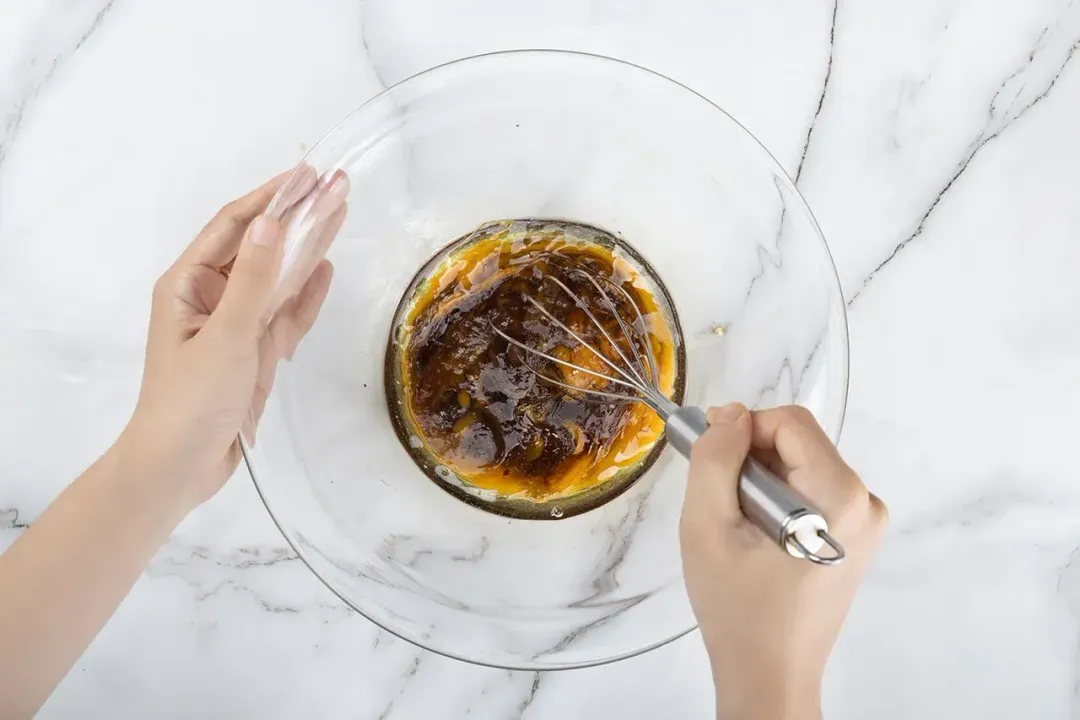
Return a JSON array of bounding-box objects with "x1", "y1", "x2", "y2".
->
[{"x1": 388, "y1": 220, "x2": 681, "y2": 510}]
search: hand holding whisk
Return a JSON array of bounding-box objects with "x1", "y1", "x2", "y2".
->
[{"x1": 493, "y1": 267, "x2": 845, "y2": 565}]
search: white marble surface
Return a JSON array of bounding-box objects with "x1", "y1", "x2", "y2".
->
[{"x1": 2, "y1": 0, "x2": 1080, "y2": 717}]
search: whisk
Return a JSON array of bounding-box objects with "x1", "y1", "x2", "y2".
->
[{"x1": 493, "y1": 268, "x2": 845, "y2": 566}]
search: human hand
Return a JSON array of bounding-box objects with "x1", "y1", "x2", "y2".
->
[
  {"x1": 124, "y1": 167, "x2": 349, "y2": 511},
  {"x1": 680, "y1": 404, "x2": 887, "y2": 720}
]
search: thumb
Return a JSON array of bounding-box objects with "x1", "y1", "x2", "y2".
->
[
  {"x1": 686, "y1": 403, "x2": 752, "y2": 522},
  {"x1": 212, "y1": 215, "x2": 284, "y2": 337}
]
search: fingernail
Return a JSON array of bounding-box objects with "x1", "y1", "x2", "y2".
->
[
  {"x1": 708, "y1": 403, "x2": 745, "y2": 424},
  {"x1": 310, "y1": 172, "x2": 350, "y2": 226},
  {"x1": 281, "y1": 165, "x2": 319, "y2": 209},
  {"x1": 320, "y1": 170, "x2": 350, "y2": 201},
  {"x1": 248, "y1": 215, "x2": 276, "y2": 246},
  {"x1": 317, "y1": 168, "x2": 340, "y2": 187}
]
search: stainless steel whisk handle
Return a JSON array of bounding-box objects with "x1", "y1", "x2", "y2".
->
[{"x1": 666, "y1": 406, "x2": 845, "y2": 566}]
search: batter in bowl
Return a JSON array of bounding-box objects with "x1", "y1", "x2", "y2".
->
[{"x1": 385, "y1": 219, "x2": 686, "y2": 518}]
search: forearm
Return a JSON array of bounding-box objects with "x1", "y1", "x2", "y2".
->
[{"x1": 0, "y1": 433, "x2": 187, "y2": 717}]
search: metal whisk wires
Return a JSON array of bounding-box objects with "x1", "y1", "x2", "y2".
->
[
  {"x1": 493, "y1": 269, "x2": 849, "y2": 568},
  {"x1": 492, "y1": 268, "x2": 678, "y2": 419}
]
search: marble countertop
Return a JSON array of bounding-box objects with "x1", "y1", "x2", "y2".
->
[{"x1": 3, "y1": 1, "x2": 1080, "y2": 717}]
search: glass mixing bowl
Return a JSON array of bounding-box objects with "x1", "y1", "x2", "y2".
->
[{"x1": 244, "y1": 50, "x2": 848, "y2": 670}]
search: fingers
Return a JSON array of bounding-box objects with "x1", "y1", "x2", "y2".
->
[
  {"x1": 750, "y1": 405, "x2": 864, "y2": 515},
  {"x1": 157, "y1": 166, "x2": 345, "y2": 340},
  {"x1": 269, "y1": 193, "x2": 347, "y2": 315},
  {"x1": 750, "y1": 406, "x2": 844, "y2": 474},
  {"x1": 685, "y1": 403, "x2": 753, "y2": 524},
  {"x1": 208, "y1": 215, "x2": 285, "y2": 338},
  {"x1": 241, "y1": 259, "x2": 335, "y2": 446},
  {"x1": 179, "y1": 165, "x2": 319, "y2": 271},
  {"x1": 269, "y1": 259, "x2": 334, "y2": 359}
]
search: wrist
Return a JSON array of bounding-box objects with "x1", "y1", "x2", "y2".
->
[
  {"x1": 713, "y1": 665, "x2": 822, "y2": 720},
  {"x1": 109, "y1": 422, "x2": 201, "y2": 521},
  {"x1": 716, "y1": 684, "x2": 822, "y2": 720}
]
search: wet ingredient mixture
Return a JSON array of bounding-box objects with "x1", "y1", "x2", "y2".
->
[{"x1": 388, "y1": 220, "x2": 680, "y2": 506}]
